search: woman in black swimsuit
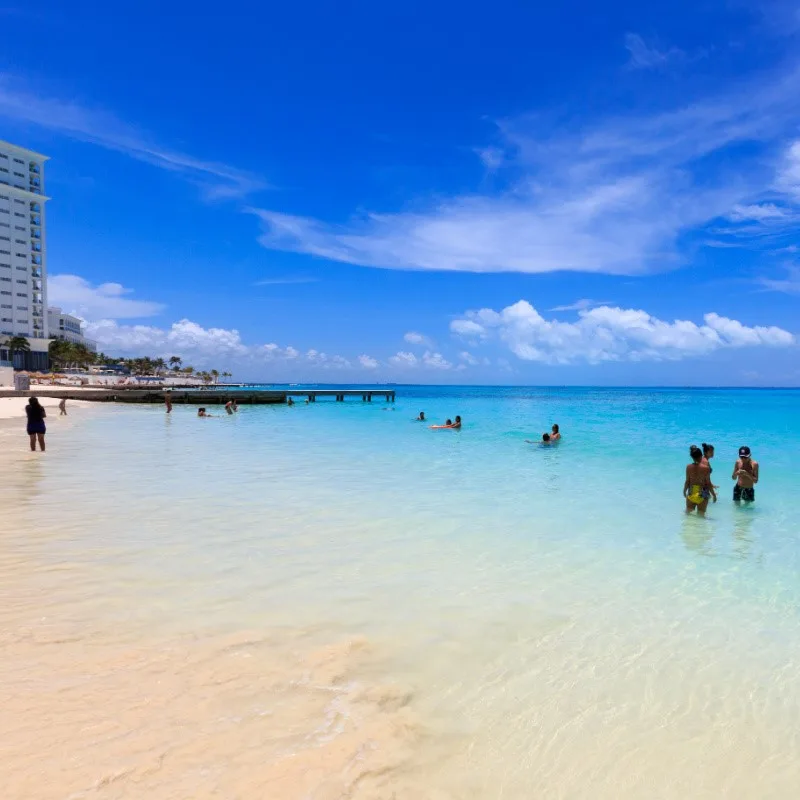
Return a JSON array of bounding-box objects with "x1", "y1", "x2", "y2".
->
[{"x1": 25, "y1": 396, "x2": 47, "y2": 452}]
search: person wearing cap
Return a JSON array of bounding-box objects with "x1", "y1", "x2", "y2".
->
[{"x1": 732, "y1": 446, "x2": 759, "y2": 503}]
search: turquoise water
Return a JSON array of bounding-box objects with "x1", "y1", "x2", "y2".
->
[{"x1": 7, "y1": 386, "x2": 800, "y2": 797}]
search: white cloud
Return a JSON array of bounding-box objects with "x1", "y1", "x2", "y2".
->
[
  {"x1": 551, "y1": 298, "x2": 612, "y2": 312},
  {"x1": 759, "y1": 265, "x2": 800, "y2": 295},
  {"x1": 623, "y1": 33, "x2": 686, "y2": 70},
  {"x1": 253, "y1": 276, "x2": 319, "y2": 286},
  {"x1": 404, "y1": 331, "x2": 432, "y2": 346},
  {"x1": 450, "y1": 319, "x2": 487, "y2": 338},
  {"x1": 0, "y1": 74, "x2": 264, "y2": 200},
  {"x1": 251, "y1": 64, "x2": 800, "y2": 275},
  {"x1": 728, "y1": 203, "x2": 789, "y2": 221},
  {"x1": 450, "y1": 300, "x2": 795, "y2": 364},
  {"x1": 358, "y1": 354, "x2": 379, "y2": 369},
  {"x1": 422, "y1": 351, "x2": 452, "y2": 370},
  {"x1": 389, "y1": 351, "x2": 418, "y2": 367},
  {"x1": 459, "y1": 351, "x2": 478, "y2": 365},
  {"x1": 776, "y1": 140, "x2": 800, "y2": 198},
  {"x1": 48, "y1": 275, "x2": 164, "y2": 319}
]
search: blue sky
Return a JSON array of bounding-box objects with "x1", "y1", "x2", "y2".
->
[{"x1": 1, "y1": 0, "x2": 799, "y2": 384}]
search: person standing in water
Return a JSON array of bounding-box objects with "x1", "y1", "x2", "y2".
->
[
  {"x1": 164, "y1": 392, "x2": 172, "y2": 414},
  {"x1": 732, "y1": 446, "x2": 758, "y2": 503},
  {"x1": 59, "y1": 398, "x2": 67, "y2": 416},
  {"x1": 416, "y1": 411, "x2": 425, "y2": 421},
  {"x1": 550, "y1": 424, "x2": 561, "y2": 441},
  {"x1": 25, "y1": 396, "x2": 47, "y2": 452},
  {"x1": 684, "y1": 445, "x2": 716, "y2": 515}
]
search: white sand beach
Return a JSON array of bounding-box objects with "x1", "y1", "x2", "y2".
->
[{"x1": 0, "y1": 394, "x2": 94, "y2": 421}]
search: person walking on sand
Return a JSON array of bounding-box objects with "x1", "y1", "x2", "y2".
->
[
  {"x1": 732, "y1": 446, "x2": 759, "y2": 503},
  {"x1": 25, "y1": 396, "x2": 47, "y2": 452},
  {"x1": 684, "y1": 445, "x2": 716, "y2": 515},
  {"x1": 59, "y1": 397, "x2": 67, "y2": 416}
]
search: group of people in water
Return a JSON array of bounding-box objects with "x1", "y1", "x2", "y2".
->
[
  {"x1": 684, "y1": 442, "x2": 759, "y2": 515},
  {"x1": 196, "y1": 399, "x2": 239, "y2": 418}
]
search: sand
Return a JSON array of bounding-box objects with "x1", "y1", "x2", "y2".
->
[{"x1": 0, "y1": 394, "x2": 94, "y2": 421}]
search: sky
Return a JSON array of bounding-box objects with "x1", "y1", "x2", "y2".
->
[{"x1": 1, "y1": 0, "x2": 800, "y2": 385}]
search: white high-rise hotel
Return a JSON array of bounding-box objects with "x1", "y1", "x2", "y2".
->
[{"x1": 0, "y1": 139, "x2": 49, "y2": 369}]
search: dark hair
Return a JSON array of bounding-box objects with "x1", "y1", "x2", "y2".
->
[
  {"x1": 543, "y1": 432, "x2": 551, "y2": 442},
  {"x1": 28, "y1": 396, "x2": 41, "y2": 409},
  {"x1": 702, "y1": 442, "x2": 714, "y2": 456},
  {"x1": 455, "y1": 415, "x2": 461, "y2": 422},
  {"x1": 552, "y1": 423, "x2": 559, "y2": 433},
  {"x1": 198, "y1": 407, "x2": 206, "y2": 412},
  {"x1": 445, "y1": 419, "x2": 452, "y2": 425},
  {"x1": 689, "y1": 445, "x2": 703, "y2": 462}
]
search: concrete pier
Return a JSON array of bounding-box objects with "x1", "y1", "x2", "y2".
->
[{"x1": 0, "y1": 387, "x2": 397, "y2": 405}]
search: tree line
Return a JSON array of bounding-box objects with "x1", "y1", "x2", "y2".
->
[{"x1": 2, "y1": 336, "x2": 232, "y2": 384}]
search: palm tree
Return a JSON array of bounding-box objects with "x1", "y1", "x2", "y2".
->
[
  {"x1": 153, "y1": 357, "x2": 167, "y2": 375},
  {"x1": 210, "y1": 369, "x2": 220, "y2": 384},
  {"x1": 4, "y1": 335, "x2": 30, "y2": 363},
  {"x1": 222, "y1": 371, "x2": 232, "y2": 382},
  {"x1": 169, "y1": 356, "x2": 182, "y2": 372}
]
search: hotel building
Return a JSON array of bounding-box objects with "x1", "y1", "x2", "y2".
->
[{"x1": 0, "y1": 139, "x2": 49, "y2": 370}]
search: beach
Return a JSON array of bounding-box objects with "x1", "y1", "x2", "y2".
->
[{"x1": 3, "y1": 386, "x2": 800, "y2": 798}]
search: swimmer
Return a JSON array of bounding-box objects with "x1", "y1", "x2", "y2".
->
[
  {"x1": 732, "y1": 446, "x2": 758, "y2": 503},
  {"x1": 701, "y1": 442, "x2": 718, "y2": 488},
  {"x1": 684, "y1": 445, "x2": 716, "y2": 515},
  {"x1": 231, "y1": 399, "x2": 239, "y2": 413},
  {"x1": 416, "y1": 411, "x2": 425, "y2": 421},
  {"x1": 542, "y1": 432, "x2": 551, "y2": 444},
  {"x1": 287, "y1": 397, "x2": 294, "y2": 406},
  {"x1": 550, "y1": 423, "x2": 561, "y2": 441},
  {"x1": 225, "y1": 400, "x2": 234, "y2": 415},
  {"x1": 451, "y1": 415, "x2": 462, "y2": 429},
  {"x1": 197, "y1": 407, "x2": 214, "y2": 418}
]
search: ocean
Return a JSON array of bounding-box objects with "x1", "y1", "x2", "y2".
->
[{"x1": 3, "y1": 386, "x2": 800, "y2": 798}]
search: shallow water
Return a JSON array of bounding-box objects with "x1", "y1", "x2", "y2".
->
[{"x1": 2, "y1": 387, "x2": 800, "y2": 798}]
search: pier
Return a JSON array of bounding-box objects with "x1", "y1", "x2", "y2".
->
[{"x1": 0, "y1": 387, "x2": 397, "y2": 405}]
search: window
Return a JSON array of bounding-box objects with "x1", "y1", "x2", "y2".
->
[
  {"x1": 0, "y1": 209, "x2": 8, "y2": 215},
  {"x1": 13, "y1": 213, "x2": 24, "y2": 218},
  {"x1": 16, "y1": 292, "x2": 28, "y2": 297},
  {"x1": 15, "y1": 253, "x2": 26, "y2": 258},
  {"x1": 13, "y1": 158, "x2": 23, "y2": 164},
  {"x1": 0, "y1": 153, "x2": 7, "y2": 158},
  {"x1": 14, "y1": 226, "x2": 25, "y2": 232},
  {"x1": 13, "y1": 172, "x2": 24, "y2": 178},
  {"x1": 16, "y1": 279, "x2": 27, "y2": 284},
  {"x1": 15, "y1": 239, "x2": 25, "y2": 245},
  {"x1": 13, "y1": 199, "x2": 24, "y2": 205},
  {"x1": 0, "y1": 291, "x2": 11, "y2": 296},
  {"x1": 0, "y1": 236, "x2": 8, "y2": 242},
  {"x1": 18, "y1": 319, "x2": 28, "y2": 325},
  {"x1": 0, "y1": 277, "x2": 10, "y2": 282},
  {"x1": 0, "y1": 304, "x2": 10, "y2": 309},
  {"x1": 0, "y1": 249, "x2": 9, "y2": 255},
  {"x1": 0, "y1": 167, "x2": 7, "y2": 174}
]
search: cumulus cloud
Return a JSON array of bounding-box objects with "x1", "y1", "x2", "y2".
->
[
  {"x1": 759, "y1": 265, "x2": 800, "y2": 295},
  {"x1": 550, "y1": 298, "x2": 612, "y2": 312},
  {"x1": 84, "y1": 318, "x2": 374, "y2": 373},
  {"x1": 459, "y1": 351, "x2": 479, "y2": 365},
  {"x1": 450, "y1": 300, "x2": 795, "y2": 364},
  {"x1": 48, "y1": 275, "x2": 165, "y2": 319},
  {"x1": 404, "y1": 331, "x2": 432, "y2": 346},
  {"x1": 389, "y1": 351, "x2": 418, "y2": 367},
  {"x1": 422, "y1": 351, "x2": 453, "y2": 370},
  {"x1": 358, "y1": 354, "x2": 379, "y2": 369}
]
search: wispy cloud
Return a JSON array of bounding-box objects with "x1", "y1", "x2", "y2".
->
[
  {"x1": 451, "y1": 301, "x2": 795, "y2": 364},
  {"x1": 251, "y1": 62, "x2": 800, "y2": 276},
  {"x1": 623, "y1": 33, "x2": 687, "y2": 70},
  {"x1": 550, "y1": 298, "x2": 613, "y2": 312},
  {"x1": 252, "y1": 276, "x2": 320, "y2": 286},
  {"x1": 758, "y1": 265, "x2": 800, "y2": 294},
  {"x1": 0, "y1": 74, "x2": 264, "y2": 200}
]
